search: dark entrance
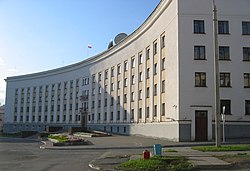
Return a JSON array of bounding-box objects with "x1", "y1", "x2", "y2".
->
[{"x1": 195, "y1": 110, "x2": 208, "y2": 141}]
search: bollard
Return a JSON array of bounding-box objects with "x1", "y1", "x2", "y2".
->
[
  {"x1": 143, "y1": 150, "x2": 150, "y2": 160},
  {"x1": 154, "y1": 144, "x2": 162, "y2": 156}
]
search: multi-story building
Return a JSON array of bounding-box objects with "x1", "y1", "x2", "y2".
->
[{"x1": 4, "y1": 0, "x2": 250, "y2": 141}]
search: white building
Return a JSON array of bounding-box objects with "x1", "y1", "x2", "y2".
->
[{"x1": 4, "y1": 0, "x2": 250, "y2": 141}]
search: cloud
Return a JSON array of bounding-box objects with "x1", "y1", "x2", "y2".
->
[
  {"x1": 8, "y1": 68, "x2": 18, "y2": 73},
  {"x1": 0, "y1": 57, "x2": 4, "y2": 66}
]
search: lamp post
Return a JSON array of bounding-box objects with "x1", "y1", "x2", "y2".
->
[{"x1": 213, "y1": 0, "x2": 221, "y2": 147}]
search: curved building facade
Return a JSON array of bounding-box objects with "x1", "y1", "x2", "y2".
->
[{"x1": 4, "y1": 0, "x2": 250, "y2": 141}]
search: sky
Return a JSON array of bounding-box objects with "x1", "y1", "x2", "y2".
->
[{"x1": 0, "y1": 0, "x2": 161, "y2": 105}]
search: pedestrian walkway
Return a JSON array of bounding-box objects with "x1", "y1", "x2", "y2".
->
[{"x1": 40, "y1": 135, "x2": 250, "y2": 170}]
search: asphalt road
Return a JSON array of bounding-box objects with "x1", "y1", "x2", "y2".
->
[{"x1": 0, "y1": 137, "x2": 104, "y2": 171}]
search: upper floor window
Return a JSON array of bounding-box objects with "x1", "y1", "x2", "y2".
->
[
  {"x1": 246, "y1": 100, "x2": 250, "y2": 115},
  {"x1": 124, "y1": 78, "x2": 128, "y2": 87},
  {"x1": 146, "y1": 48, "x2": 150, "y2": 59},
  {"x1": 243, "y1": 47, "x2": 250, "y2": 61},
  {"x1": 195, "y1": 72, "x2": 206, "y2": 87},
  {"x1": 218, "y1": 21, "x2": 229, "y2": 34},
  {"x1": 219, "y1": 46, "x2": 230, "y2": 60},
  {"x1": 139, "y1": 72, "x2": 143, "y2": 82},
  {"x1": 153, "y1": 41, "x2": 157, "y2": 55},
  {"x1": 220, "y1": 100, "x2": 231, "y2": 115},
  {"x1": 244, "y1": 73, "x2": 250, "y2": 88},
  {"x1": 162, "y1": 58, "x2": 166, "y2": 70},
  {"x1": 105, "y1": 70, "x2": 108, "y2": 79},
  {"x1": 124, "y1": 61, "x2": 128, "y2": 71},
  {"x1": 194, "y1": 46, "x2": 206, "y2": 60},
  {"x1": 111, "y1": 67, "x2": 115, "y2": 77},
  {"x1": 98, "y1": 72, "x2": 102, "y2": 81},
  {"x1": 220, "y1": 73, "x2": 231, "y2": 87},
  {"x1": 131, "y1": 58, "x2": 135, "y2": 68},
  {"x1": 131, "y1": 75, "x2": 135, "y2": 85},
  {"x1": 92, "y1": 75, "x2": 96, "y2": 83},
  {"x1": 117, "y1": 65, "x2": 121, "y2": 74},
  {"x1": 139, "y1": 53, "x2": 143, "y2": 64},
  {"x1": 161, "y1": 34, "x2": 165, "y2": 49},
  {"x1": 194, "y1": 20, "x2": 205, "y2": 34},
  {"x1": 242, "y1": 21, "x2": 250, "y2": 35}
]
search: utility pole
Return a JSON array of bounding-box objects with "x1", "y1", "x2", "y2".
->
[{"x1": 213, "y1": 0, "x2": 221, "y2": 147}]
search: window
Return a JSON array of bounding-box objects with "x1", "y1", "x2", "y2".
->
[
  {"x1": 242, "y1": 21, "x2": 250, "y2": 35},
  {"x1": 98, "y1": 100, "x2": 101, "y2": 107},
  {"x1": 146, "y1": 48, "x2": 150, "y2": 59},
  {"x1": 117, "y1": 65, "x2": 121, "y2": 74},
  {"x1": 146, "y1": 68, "x2": 150, "y2": 78},
  {"x1": 104, "y1": 98, "x2": 107, "y2": 107},
  {"x1": 111, "y1": 97, "x2": 114, "y2": 106},
  {"x1": 117, "y1": 111, "x2": 120, "y2": 120},
  {"x1": 124, "y1": 61, "x2": 128, "y2": 71},
  {"x1": 104, "y1": 112, "x2": 107, "y2": 121},
  {"x1": 111, "y1": 83, "x2": 115, "y2": 91},
  {"x1": 139, "y1": 108, "x2": 142, "y2": 119},
  {"x1": 162, "y1": 103, "x2": 165, "y2": 116},
  {"x1": 162, "y1": 58, "x2": 166, "y2": 70},
  {"x1": 131, "y1": 58, "x2": 135, "y2": 68},
  {"x1": 146, "y1": 87, "x2": 150, "y2": 98},
  {"x1": 104, "y1": 85, "x2": 108, "y2": 92},
  {"x1": 154, "y1": 105, "x2": 157, "y2": 117},
  {"x1": 194, "y1": 20, "x2": 205, "y2": 34},
  {"x1": 92, "y1": 75, "x2": 95, "y2": 83},
  {"x1": 154, "y1": 84, "x2": 157, "y2": 96},
  {"x1": 131, "y1": 109, "x2": 134, "y2": 120},
  {"x1": 146, "y1": 107, "x2": 149, "y2": 118},
  {"x1": 131, "y1": 75, "x2": 135, "y2": 85},
  {"x1": 131, "y1": 92, "x2": 135, "y2": 101},
  {"x1": 194, "y1": 46, "x2": 206, "y2": 60},
  {"x1": 92, "y1": 88, "x2": 95, "y2": 95},
  {"x1": 139, "y1": 53, "x2": 143, "y2": 64},
  {"x1": 195, "y1": 72, "x2": 206, "y2": 87},
  {"x1": 218, "y1": 21, "x2": 229, "y2": 34},
  {"x1": 124, "y1": 110, "x2": 127, "y2": 120},
  {"x1": 154, "y1": 63, "x2": 157, "y2": 75},
  {"x1": 98, "y1": 72, "x2": 102, "y2": 81},
  {"x1": 118, "y1": 81, "x2": 121, "y2": 89},
  {"x1": 111, "y1": 67, "x2": 114, "y2": 77},
  {"x1": 219, "y1": 46, "x2": 230, "y2": 60},
  {"x1": 153, "y1": 41, "x2": 157, "y2": 55},
  {"x1": 98, "y1": 86, "x2": 101, "y2": 94},
  {"x1": 220, "y1": 100, "x2": 231, "y2": 115},
  {"x1": 220, "y1": 73, "x2": 231, "y2": 87},
  {"x1": 139, "y1": 72, "x2": 143, "y2": 82},
  {"x1": 162, "y1": 80, "x2": 165, "y2": 93},
  {"x1": 124, "y1": 78, "x2": 128, "y2": 87},
  {"x1": 246, "y1": 100, "x2": 250, "y2": 115},
  {"x1": 117, "y1": 96, "x2": 120, "y2": 104},
  {"x1": 244, "y1": 73, "x2": 250, "y2": 88},
  {"x1": 161, "y1": 35, "x2": 165, "y2": 48},
  {"x1": 105, "y1": 70, "x2": 108, "y2": 79},
  {"x1": 243, "y1": 47, "x2": 250, "y2": 61}
]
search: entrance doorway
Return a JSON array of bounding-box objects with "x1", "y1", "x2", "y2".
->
[{"x1": 195, "y1": 110, "x2": 208, "y2": 141}]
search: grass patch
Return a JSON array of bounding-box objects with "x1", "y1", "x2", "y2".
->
[
  {"x1": 216, "y1": 153, "x2": 250, "y2": 169},
  {"x1": 116, "y1": 156, "x2": 193, "y2": 171},
  {"x1": 192, "y1": 145, "x2": 250, "y2": 152},
  {"x1": 48, "y1": 135, "x2": 68, "y2": 143},
  {"x1": 164, "y1": 149, "x2": 177, "y2": 153}
]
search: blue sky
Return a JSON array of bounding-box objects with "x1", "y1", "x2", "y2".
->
[{"x1": 0, "y1": 0, "x2": 161, "y2": 105}]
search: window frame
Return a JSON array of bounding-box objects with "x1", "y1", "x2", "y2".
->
[
  {"x1": 194, "y1": 20, "x2": 205, "y2": 34},
  {"x1": 219, "y1": 46, "x2": 230, "y2": 60},
  {"x1": 242, "y1": 21, "x2": 250, "y2": 35},
  {"x1": 195, "y1": 72, "x2": 207, "y2": 87},
  {"x1": 194, "y1": 46, "x2": 206, "y2": 60},
  {"x1": 243, "y1": 47, "x2": 250, "y2": 61},
  {"x1": 218, "y1": 20, "x2": 229, "y2": 34},
  {"x1": 220, "y1": 72, "x2": 231, "y2": 87},
  {"x1": 244, "y1": 73, "x2": 250, "y2": 88},
  {"x1": 220, "y1": 99, "x2": 231, "y2": 115}
]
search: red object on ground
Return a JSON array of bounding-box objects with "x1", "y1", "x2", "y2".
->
[{"x1": 143, "y1": 150, "x2": 150, "y2": 160}]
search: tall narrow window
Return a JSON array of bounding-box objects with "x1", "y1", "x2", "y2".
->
[
  {"x1": 146, "y1": 68, "x2": 150, "y2": 78},
  {"x1": 124, "y1": 78, "x2": 128, "y2": 87},
  {"x1": 131, "y1": 58, "x2": 135, "y2": 68},
  {"x1": 245, "y1": 100, "x2": 250, "y2": 115},
  {"x1": 139, "y1": 72, "x2": 143, "y2": 82},
  {"x1": 243, "y1": 47, "x2": 250, "y2": 61},
  {"x1": 131, "y1": 92, "x2": 135, "y2": 101},
  {"x1": 139, "y1": 90, "x2": 142, "y2": 100},
  {"x1": 111, "y1": 67, "x2": 114, "y2": 77},
  {"x1": 131, "y1": 75, "x2": 135, "y2": 85},
  {"x1": 219, "y1": 46, "x2": 230, "y2": 60},
  {"x1": 194, "y1": 20, "x2": 205, "y2": 34},
  {"x1": 220, "y1": 100, "x2": 231, "y2": 115},
  {"x1": 162, "y1": 58, "x2": 166, "y2": 70},
  {"x1": 154, "y1": 105, "x2": 157, "y2": 117},
  {"x1": 244, "y1": 73, "x2": 250, "y2": 88},
  {"x1": 162, "y1": 103, "x2": 165, "y2": 116},
  {"x1": 139, "y1": 53, "x2": 143, "y2": 64},
  {"x1": 218, "y1": 21, "x2": 229, "y2": 34},
  {"x1": 146, "y1": 48, "x2": 150, "y2": 59},
  {"x1": 162, "y1": 80, "x2": 165, "y2": 93},
  {"x1": 220, "y1": 73, "x2": 231, "y2": 87},
  {"x1": 146, "y1": 87, "x2": 150, "y2": 98},
  {"x1": 161, "y1": 35, "x2": 165, "y2": 48},
  {"x1": 124, "y1": 61, "x2": 128, "y2": 71},
  {"x1": 105, "y1": 70, "x2": 108, "y2": 79},
  {"x1": 195, "y1": 72, "x2": 206, "y2": 87},
  {"x1": 154, "y1": 84, "x2": 157, "y2": 96},
  {"x1": 242, "y1": 21, "x2": 250, "y2": 35},
  {"x1": 146, "y1": 107, "x2": 150, "y2": 118},
  {"x1": 194, "y1": 46, "x2": 206, "y2": 60},
  {"x1": 153, "y1": 41, "x2": 157, "y2": 55},
  {"x1": 154, "y1": 63, "x2": 157, "y2": 75},
  {"x1": 117, "y1": 65, "x2": 121, "y2": 74}
]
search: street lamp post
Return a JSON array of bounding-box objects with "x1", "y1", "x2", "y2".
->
[{"x1": 213, "y1": 0, "x2": 221, "y2": 147}]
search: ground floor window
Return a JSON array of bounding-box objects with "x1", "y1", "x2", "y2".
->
[{"x1": 246, "y1": 100, "x2": 250, "y2": 115}]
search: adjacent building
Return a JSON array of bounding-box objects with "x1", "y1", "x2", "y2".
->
[
  {"x1": 4, "y1": 0, "x2": 250, "y2": 141},
  {"x1": 0, "y1": 105, "x2": 5, "y2": 132}
]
